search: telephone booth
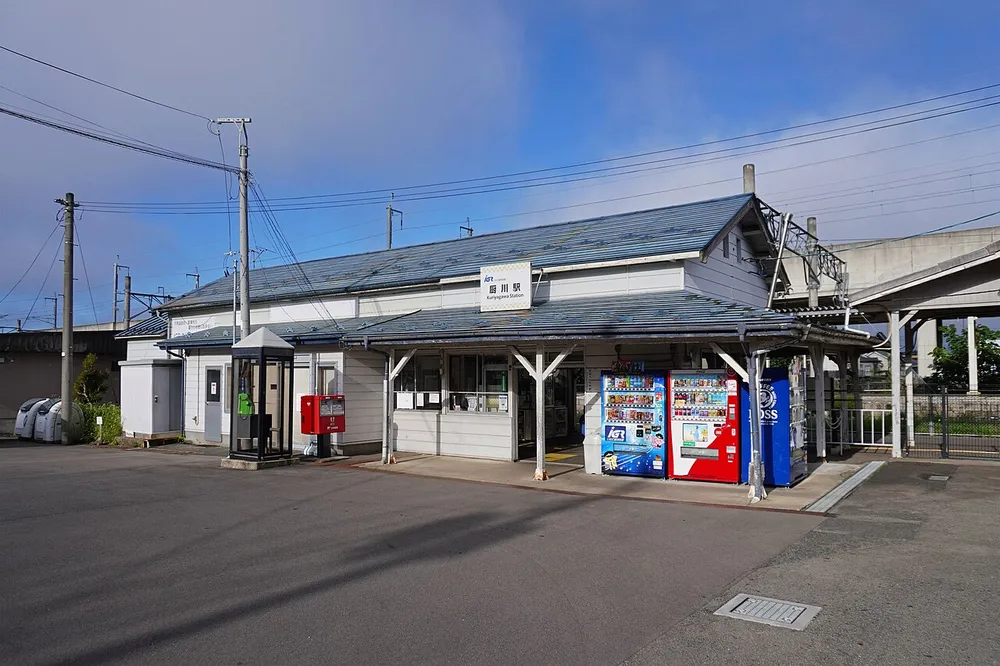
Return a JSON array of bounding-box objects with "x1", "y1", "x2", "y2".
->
[{"x1": 229, "y1": 327, "x2": 295, "y2": 461}]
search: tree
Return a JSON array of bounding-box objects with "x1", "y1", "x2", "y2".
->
[
  {"x1": 74, "y1": 353, "x2": 109, "y2": 405},
  {"x1": 930, "y1": 323, "x2": 1000, "y2": 389}
]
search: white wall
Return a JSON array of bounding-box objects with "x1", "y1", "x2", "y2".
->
[
  {"x1": 170, "y1": 297, "x2": 358, "y2": 336},
  {"x1": 183, "y1": 350, "x2": 230, "y2": 443},
  {"x1": 343, "y1": 350, "x2": 385, "y2": 446},
  {"x1": 120, "y1": 364, "x2": 152, "y2": 437},
  {"x1": 393, "y1": 410, "x2": 513, "y2": 460},
  {"x1": 684, "y1": 228, "x2": 769, "y2": 306},
  {"x1": 126, "y1": 339, "x2": 170, "y2": 361}
]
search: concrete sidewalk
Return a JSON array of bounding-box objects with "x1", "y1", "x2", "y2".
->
[{"x1": 357, "y1": 455, "x2": 862, "y2": 511}]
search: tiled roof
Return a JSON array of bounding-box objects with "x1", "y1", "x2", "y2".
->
[
  {"x1": 115, "y1": 315, "x2": 168, "y2": 339},
  {"x1": 161, "y1": 193, "x2": 756, "y2": 312},
  {"x1": 160, "y1": 290, "x2": 869, "y2": 349}
]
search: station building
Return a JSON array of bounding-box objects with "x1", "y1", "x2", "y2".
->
[{"x1": 118, "y1": 192, "x2": 870, "y2": 478}]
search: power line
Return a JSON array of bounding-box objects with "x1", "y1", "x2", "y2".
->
[
  {"x1": 80, "y1": 104, "x2": 1000, "y2": 217},
  {"x1": 23, "y1": 241, "x2": 62, "y2": 327},
  {"x1": 74, "y1": 224, "x2": 101, "y2": 324},
  {"x1": 0, "y1": 219, "x2": 61, "y2": 305},
  {"x1": 0, "y1": 43, "x2": 211, "y2": 121},
  {"x1": 0, "y1": 104, "x2": 239, "y2": 174},
  {"x1": 834, "y1": 208, "x2": 1000, "y2": 252}
]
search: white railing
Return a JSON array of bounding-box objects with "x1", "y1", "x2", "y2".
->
[{"x1": 843, "y1": 408, "x2": 893, "y2": 448}]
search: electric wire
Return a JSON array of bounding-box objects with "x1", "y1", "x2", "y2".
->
[
  {"x1": 0, "y1": 104, "x2": 238, "y2": 174},
  {"x1": 78, "y1": 93, "x2": 1000, "y2": 212},
  {"x1": 0, "y1": 219, "x2": 61, "y2": 305},
  {"x1": 0, "y1": 43, "x2": 212, "y2": 121},
  {"x1": 23, "y1": 241, "x2": 62, "y2": 327},
  {"x1": 74, "y1": 223, "x2": 101, "y2": 324}
]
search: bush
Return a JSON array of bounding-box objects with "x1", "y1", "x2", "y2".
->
[{"x1": 80, "y1": 403, "x2": 123, "y2": 444}]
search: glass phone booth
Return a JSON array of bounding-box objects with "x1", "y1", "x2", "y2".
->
[{"x1": 229, "y1": 327, "x2": 295, "y2": 461}]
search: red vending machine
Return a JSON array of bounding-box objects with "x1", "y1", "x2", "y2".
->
[{"x1": 667, "y1": 369, "x2": 740, "y2": 483}]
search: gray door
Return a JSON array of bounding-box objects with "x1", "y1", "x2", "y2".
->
[{"x1": 205, "y1": 367, "x2": 222, "y2": 442}]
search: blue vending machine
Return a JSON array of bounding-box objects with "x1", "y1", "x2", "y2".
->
[
  {"x1": 600, "y1": 371, "x2": 667, "y2": 478},
  {"x1": 739, "y1": 367, "x2": 808, "y2": 487}
]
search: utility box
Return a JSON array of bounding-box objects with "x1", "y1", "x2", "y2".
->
[{"x1": 300, "y1": 394, "x2": 346, "y2": 435}]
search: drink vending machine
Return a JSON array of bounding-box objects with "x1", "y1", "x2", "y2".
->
[
  {"x1": 668, "y1": 369, "x2": 741, "y2": 483},
  {"x1": 600, "y1": 372, "x2": 667, "y2": 478},
  {"x1": 739, "y1": 367, "x2": 808, "y2": 487}
]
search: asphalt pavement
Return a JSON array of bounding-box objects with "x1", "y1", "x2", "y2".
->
[
  {"x1": 0, "y1": 444, "x2": 819, "y2": 666},
  {"x1": 623, "y1": 459, "x2": 1000, "y2": 666},
  {"x1": 1, "y1": 444, "x2": 996, "y2": 665}
]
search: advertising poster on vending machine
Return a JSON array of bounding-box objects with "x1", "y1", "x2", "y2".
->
[
  {"x1": 668, "y1": 369, "x2": 741, "y2": 483},
  {"x1": 600, "y1": 371, "x2": 667, "y2": 478}
]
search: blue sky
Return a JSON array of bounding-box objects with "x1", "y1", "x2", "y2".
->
[{"x1": 2, "y1": 0, "x2": 1000, "y2": 326}]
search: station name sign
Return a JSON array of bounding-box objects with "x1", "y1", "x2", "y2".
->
[{"x1": 480, "y1": 262, "x2": 532, "y2": 312}]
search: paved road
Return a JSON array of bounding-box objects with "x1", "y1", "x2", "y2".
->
[
  {"x1": 625, "y1": 459, "x2": 1000, "y2": 666},
  {"x1": 0, "y1": 444, "x2": 820, "y2": 666}
]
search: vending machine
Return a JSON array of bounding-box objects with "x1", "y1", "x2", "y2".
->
[
  {"x1": 600, "y1": 372, "x2": 667, "y2": 478},
  {"x1": 667, "y1": 369, "x2": 740, "y2": 483},
  {"x1": 739, "y1": 367, "x2": 809, "y2": 487}
]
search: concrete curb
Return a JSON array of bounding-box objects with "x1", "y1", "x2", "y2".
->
[{"x1": 805, "y1": 460, "x2": 886, "y2": 513}]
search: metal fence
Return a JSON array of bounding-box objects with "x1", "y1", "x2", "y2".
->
[
  {"x1": 907, "y1": 386, "x2": 1000, "y2": 460},
  {"x1": 808, "y1": 379, "x2": 1000, "y2": 461}
]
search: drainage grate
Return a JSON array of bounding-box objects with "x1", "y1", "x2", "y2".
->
[
  {"x1": 928, "y1": 475, "x2": 950, "y2": 482},
  {"x1": 714, "y1": 594, "x2": 821, "y2": 630}
]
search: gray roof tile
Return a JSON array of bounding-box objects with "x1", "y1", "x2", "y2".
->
[{"x1": 162, "y1": 193, "x2": 755, "y2": 312}]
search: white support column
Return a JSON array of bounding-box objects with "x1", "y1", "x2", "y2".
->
[
  {"x1": 747, "y1": 350, "x2": 767, "y2": 503},
  {"x1": 381, "y1": 350, "x2": 391, "y2": 464},
  {"x1": 811, "y1": 345, "x2": 827, "y2": 460},
  {"x1": 967, "y1": 316, "x2": 979, "y2": 395},
  {"x1": 890, "y1": 311, "x2": 902, "y2": 458},
  {"x1": 534, "y1": 346, "x2": 547, "y2": 481},
  {"x1": 905, "y1": 323, "x2": 915, "y2": 453},
  {"x1": 838, "y1": 352, "x2": 848, "y2": 457}
]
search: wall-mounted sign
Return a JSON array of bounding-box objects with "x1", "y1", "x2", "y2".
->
[
  {"x1": 612, "y1": 360, "x2": 645, "y2": 374},
  {"x1": 480, "y1": 262, "x2": 531, "y2": 312}
]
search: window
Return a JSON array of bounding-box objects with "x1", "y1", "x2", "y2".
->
[
  {"x1": 722, "y1": 234, "x2": 730, "y2": 258},
  {"x1": 393, "y1": 355, "x2": 441, "y2": 410},
  {"x1": 449, "y1": 354, "x2": 509, "y2": 414},
  {"x1": 735, "y1": 237, "x2": 743, "y2": 262}
]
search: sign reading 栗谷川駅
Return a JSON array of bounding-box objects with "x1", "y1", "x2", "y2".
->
[{"x1": 480, "y1": 262, "x2": 532, "y2": 312}]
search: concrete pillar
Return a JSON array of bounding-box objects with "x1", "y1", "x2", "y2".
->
[
  {"x1": 967, "y1": 316, "x2": 979, "y2": 394},
  {"x1": 890, "y1": 311, "x2": 902, "y2": 458},
  {"x1": 811, "y1": 345, "x2": 827, "y2": 460},
  {"x1": 917, "y1": 319, "x2": 938, "y2": 378}
]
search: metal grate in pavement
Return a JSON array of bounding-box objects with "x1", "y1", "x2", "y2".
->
[
  {"x1": 714, "y1": 594, "x2": 821, "y2": 630},
  {"x1": 928, "y1": 474, "x2": 950, "y2": 482}
]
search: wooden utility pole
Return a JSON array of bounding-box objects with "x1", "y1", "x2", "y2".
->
[{"x1": 56, "y1": 193, "x2": 76, "y2": 444}]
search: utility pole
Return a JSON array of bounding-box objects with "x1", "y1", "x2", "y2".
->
[
  {"x1": 123, "y1": 274, "x2": 132, "y2": 328},
  {"x1": 45, "y1": 294, "x2": 59, "y2": 329},
  {"x1": 460, "y1": 217, "x2": 474, "y2": 238},
  {"x1": 112, "y1": 261, "x2": 129, "y2": 329},
  {"x1": 216, "y1": 117, "x2": 252, "y2": 339},
  {"x1": 386, "y1": 193, "x2": 403, "y2": 250},
  {"x1": 186, "y1": 267, "x2": 200, "y2": 290},
  {"x1": 55, "y1": 193, "x2": 76, "y2": 445}
]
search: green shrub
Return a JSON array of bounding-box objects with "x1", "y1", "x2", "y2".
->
[{"x1": 80, "y1": 403, "x2": 123, "y2": 444}]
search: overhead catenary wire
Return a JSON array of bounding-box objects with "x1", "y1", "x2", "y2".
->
[{"x1": 0, "y1": 43, "x2": 212, "y2": 122}]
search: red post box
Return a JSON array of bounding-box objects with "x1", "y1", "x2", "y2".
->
[{"x1": 301, "y1": 394, "x2": 346, "y2": 435}]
